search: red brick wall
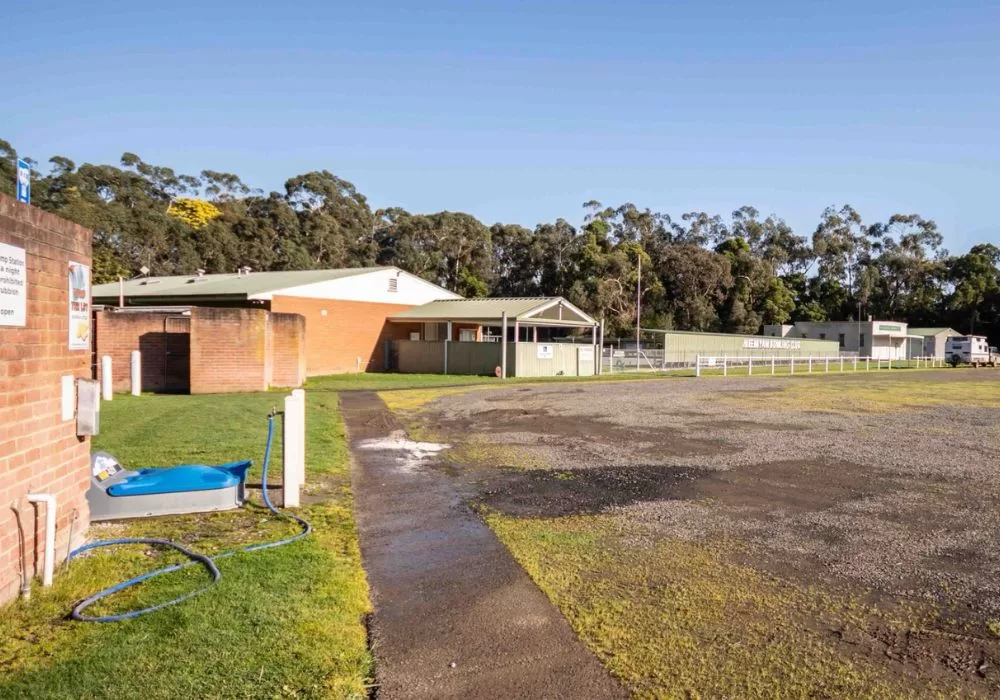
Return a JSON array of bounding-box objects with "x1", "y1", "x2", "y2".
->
[
  {"x1": 189, "y1": 307, "x2": 269, "y2": 394},
  {"x1": 0, "y1": 194, "x2": 92, "y2": 605},
  {"x1": 95, "y1": 310, "x2": 188, "y2": 392},
  {"x1": 270, "y1": 296, "x2": 420, "y2": 375},
  {"x1": 269, "y1": 312, "x2": 306, "y2": 388}
]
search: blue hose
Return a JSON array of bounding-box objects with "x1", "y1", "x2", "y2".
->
[{"x1": 68, "y1": 414, "x2": 312, "y2": 622}]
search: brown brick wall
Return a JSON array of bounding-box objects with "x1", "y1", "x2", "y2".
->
[
  {"x1": 95, "y1": 310, "x2": 189, "y2": 392},
  {"x1": 270, "y1": 296, "x2": 421, "y2": 375},
  {"x1": 189, "y1": 307, "x2": 269, "y2": 394},
  {"x1": 268, "y1": 312, "x2": 306, "y2": 388},
  {"x1": 0, "y1": 193, "x2": 92, "y2": 605}
]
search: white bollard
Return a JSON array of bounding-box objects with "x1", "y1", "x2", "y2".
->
[
  {"x1": 748, "y1": 356, "x2": 753, "y2": 376},
  {"x1": 695, "y1": 354, "x2": 701, "y2": 377},
  {"x1": 825, "y1": 358, "x2": 829, "y2": 373},
  {"x1": 840, "y1": 357, "x2": 844, "y2": 372},
  {"x1": 101, "y1": 355, "x2": 113, "y2": 401},
  {"x1": 808, "y1": 356, "x2": 813, "y2": 373},
  {"x1": 130, "y1": 351, "x2": 141, "y2": 396},
  {"x1": 283, "y1": 390, "x2": 306, "y2": 508},
  {"x1": 771, "y1": 356, "x2": 776, "y2": 375},
  {"x1": 292, "y1": 389, "x2": 306, "y2": 493},
  {"x1": 790, "y1": 357, "x2": 795, "y2": 374},
  {"x1": 722, "y1": 357, "x2": 727, "y2": 376}
]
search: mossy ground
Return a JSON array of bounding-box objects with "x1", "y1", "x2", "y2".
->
[
  {"x1": 728, "y1": 372, "x2": 1000, "y2": 414},
  {"x1": 486, "y1": 512, "x2": 966, "y2": 699},
  {"x1": 0, "y1": 393, "x2": 371, "y2": 699}
]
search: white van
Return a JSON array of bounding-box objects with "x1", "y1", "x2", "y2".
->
[{"x1": 945, "y1": 335, "x2": 997, "y2": 366}]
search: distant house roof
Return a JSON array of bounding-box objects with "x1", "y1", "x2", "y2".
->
[
  {"x1": 909, "y1": 327, "x2": 960, "y2": 336},
  {"x1": 92, "y1": 267, "x2": 458, "y2": 305},
  {"x1": 390, "y1": 297, "x2": 597, "y2": 327}
]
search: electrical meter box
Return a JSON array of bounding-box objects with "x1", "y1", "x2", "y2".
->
[{"x1": 76, "y1": 379, "x2": 100, "y2": 436}]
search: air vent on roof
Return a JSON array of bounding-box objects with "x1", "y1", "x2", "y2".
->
[
  {"x1": 139, "y1": 279, "x2": 160, "y2": 286},
  {"x1": 186, "y1": 277, "x2": 211, "y2": 284},
  {"x1": 388, "y1": 277, "x2": 398, "y2": 293}
]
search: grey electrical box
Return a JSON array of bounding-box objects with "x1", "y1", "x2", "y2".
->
[{"x1": 77, "y1": 379, "x2": 100, "y2": 436}]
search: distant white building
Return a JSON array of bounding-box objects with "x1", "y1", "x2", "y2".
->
[
  {"x1": 908, "y1": 327, "x2": 962, "y2": 360},
  {"x1": 763, "y1": 320, "x2": 925, "y2": 360}
]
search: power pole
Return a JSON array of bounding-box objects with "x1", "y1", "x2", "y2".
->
[{"x1": 636, "y1": 251, "x2": 642, "y2": 371}]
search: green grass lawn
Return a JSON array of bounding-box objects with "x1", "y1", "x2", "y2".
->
[{"x1": 0, "y1": 393, "x2": 370, "y2": 699}]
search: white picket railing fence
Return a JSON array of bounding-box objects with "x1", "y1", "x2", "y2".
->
[{"x1": 693, "y1": 355, "x2": 945, "y2": 377}]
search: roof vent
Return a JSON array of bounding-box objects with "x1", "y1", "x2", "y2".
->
[
  {"x1": 388, "y1": 277, "x2": 398, "y2": 292},
  {"x1": 139, "y1": 279, "x2": 160, "y2": 286}
]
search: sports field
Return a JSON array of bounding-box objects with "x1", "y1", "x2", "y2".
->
[{"x1": 386, "y1": 369, "x2": 1000, "y2": 698}]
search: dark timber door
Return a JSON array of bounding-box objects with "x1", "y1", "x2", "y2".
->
[{"x1": 163, "y1": 316, "x2": 191, "y2": 393}]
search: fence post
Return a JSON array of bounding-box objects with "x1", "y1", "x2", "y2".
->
[
  {"x1": 840, "y1": 357, "x2": 844, "y2": 372},
  {"x1": 748, "y1": 356, "x2": 753, "y2": 376},
  {"x1": 771, "y1": 355, "x2": 775, "y2": 375},
  {"x1": 825, "y1": 357, "x2": 829, "y2": 373},
  {"x1": 790, "y1": 357, "x2": 795, "y2": 374},
  {"x1": 695, "y1": 354, "x2": 701, "y2": 377},
  {"x1": 808, "y1": 356, "x2": 812, "y2": 373},
  {"x1": 723, "y1": 356, "x2": 727, "y2": 376}
]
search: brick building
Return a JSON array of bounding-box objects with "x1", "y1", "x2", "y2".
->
[
  {"x1": 1, "y1": 193, "x2": 92, "y2": 604},
  {"x1": 92, "y1": 267, "x2": 458, "y2": 389}
]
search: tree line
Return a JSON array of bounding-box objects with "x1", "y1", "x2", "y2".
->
[{"x1": 3, "y1": 138, "x2": 997, "y2": 340}]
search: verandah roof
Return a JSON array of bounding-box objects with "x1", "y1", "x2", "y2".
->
[{"x1": 388, "y1": 297, "x2": 597, "y2": 328}]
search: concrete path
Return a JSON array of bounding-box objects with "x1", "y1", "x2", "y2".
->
[{"x1": 341, "y1": 392, "x2": 626, "y2": 700}]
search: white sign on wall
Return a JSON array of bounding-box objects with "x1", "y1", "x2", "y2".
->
[
  {"x1": 578, "y1": 346, "x2": 594, "y2": 361},
  {"x1": 68, "y1": 261, "x2": 91, "y2": 350},
  {"x1": 0, "y1": 242, "x2": 27, "y2": 327},
  {"x1": 743, "y1": 337, "x2": 802, "y2": 350},
  {"x1": 537, "y1": 343, "x2": 553, "y2": 359}
]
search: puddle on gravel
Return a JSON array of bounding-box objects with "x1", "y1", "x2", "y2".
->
[{"x1": 356, "y1": 430, "x2": 451, "y2": 472}]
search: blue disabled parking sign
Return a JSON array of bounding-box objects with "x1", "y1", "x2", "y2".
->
[{"x1": 16, "y1": 158, "x2": 30, "y2": 204}]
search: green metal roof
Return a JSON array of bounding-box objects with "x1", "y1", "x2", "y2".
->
[
  {"x1": 93, "y1": 267, "x2": 392, "y2": 301},
  {"x1": 908, "y1": 327, "x2": 959, "y2": 336},
  {"x1": 389, "y1": 297, "x2": 596, "y2": 325}
]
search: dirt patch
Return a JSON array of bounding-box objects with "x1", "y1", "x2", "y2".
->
[
  {"x1": 698, "y1": 458, "x2": 895, "y2": 515},
  {"x1": 428, "y1": 406, "x2": 737, "y2": 460},
  {"x1": 479, "y1": 464, "x2": 702, "y2": 517}
]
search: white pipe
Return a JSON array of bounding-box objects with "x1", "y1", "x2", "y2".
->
[
  {"x1": 130, "y1": 350, "x2": 141, "y2": 396},
  {"x1": 101, "y1": 355, "x2": 113, "y2": 401},
  {"x1": 26, "y1": 493, "x2": 56, "y2": 587}
]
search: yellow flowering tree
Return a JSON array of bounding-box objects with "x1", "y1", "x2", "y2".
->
[{"x1": 167, "y1": 197, "x2": 222, "y2": 229}]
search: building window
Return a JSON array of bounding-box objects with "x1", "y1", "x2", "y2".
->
[
  {"x1": 819, "y1": 333, "x2": 826, "y2": 340},
  {"x1": 838, "y1": 333, "x2": 845, "y2": 348},
  {"x1": 388, "y1": 277, "x2": 398, "y2": 292},
  {"x1": 860, "y1": 333, "x2": 865, "y2": 347}
]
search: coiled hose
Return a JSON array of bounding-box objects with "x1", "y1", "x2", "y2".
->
[{"x1": 68, "y1": 413, "x2": 312, "y2": 622}]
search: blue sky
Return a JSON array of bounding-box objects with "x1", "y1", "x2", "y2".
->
[{"x1": 3, "y1": 1, "x2": 999, "y2": 252}]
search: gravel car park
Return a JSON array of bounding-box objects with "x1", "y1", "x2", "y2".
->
[{"x1": 388, "y1": 370, "x2": 1000, "y2": 697}]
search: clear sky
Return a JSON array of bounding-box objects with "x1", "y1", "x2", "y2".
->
[{"x1": 4, "y1": 1, "x2": 999, "y2": 252}]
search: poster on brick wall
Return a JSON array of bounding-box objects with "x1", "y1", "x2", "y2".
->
[
  {"x1": 68, "y1": 261, "x2": 90, "y2": 350},
  {"x1": 0, "y1": 242, "x2": 27, "y2": 326}
]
